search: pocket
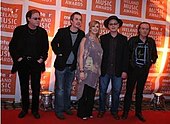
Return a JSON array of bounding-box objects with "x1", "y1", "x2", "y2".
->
[
  {"x1": 56, "y1": 56, "x2": 64, "y2": 66},
  {"x1": 18, "y1": 58, "x2": 24, "y2": 63},
  {"x1": 32, "y1": 60, "x2": 43, "y2": 71},
  {"x1": 17, "y1": 58, "x2": 25, "y2": 66},
  {"x1": 35, "y1": 60, "x2": 42, "y2": 67}
]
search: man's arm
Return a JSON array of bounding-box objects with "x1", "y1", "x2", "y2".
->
[{"x1": 51, "y1": 29, "x2": 62, "y2": 55}]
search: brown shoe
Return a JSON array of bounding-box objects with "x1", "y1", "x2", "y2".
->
[{"x1": 97, "y1": 112, "x2": 105, "y2": 118}]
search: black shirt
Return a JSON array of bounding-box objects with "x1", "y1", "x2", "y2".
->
[
  {"x1": 24, "y1": 28, "x2": 39, "y2": 57},
  {"x1": 107, "y1": 35, "x2": 118, "y2": 75}
]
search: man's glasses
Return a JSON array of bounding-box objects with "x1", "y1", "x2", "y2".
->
[
  {"x1": 109, "y1": 23, "x2": 119, "y2": 26},
  {"x1": 32, "y1": 17, "x2": 41, "y2": 20}
]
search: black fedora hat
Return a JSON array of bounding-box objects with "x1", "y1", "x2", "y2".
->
[{"x1": 104, "y1": 16, "x2": 123, "y2": 29}]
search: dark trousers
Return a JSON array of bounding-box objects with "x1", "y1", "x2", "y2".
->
[
  {"x1": 123, "y1": 66, "x2": 149, "y2": 113},
  {"x1": 18, "y1": 58, "x2": 41, "y2": 112},
  {"x1": 77, "y1": 84, "x2": 96, "y2": 118}
]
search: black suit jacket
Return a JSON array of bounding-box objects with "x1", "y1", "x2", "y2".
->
[
  {"x1": 100, "y1": 33, "x2": 129, "y2": 76},
  {"x1": 9, "y1": 24, "x2": 49, "y2": 73},
  {"x1": 51, "y1": 26, "x2": 85, "y2": 71}
]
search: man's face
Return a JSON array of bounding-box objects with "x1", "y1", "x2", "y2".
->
[
  {"x1": 139, "y1": 23, "x2": 150, "y2": 37},
  {"x1": 108, "y1": 19, "x2": 119, "y2": 32},
  {"x1": 70, "y1": 14, "x2": 82, "y2": 29},
  {"x1": 28, "y1": 12, "x2": 41, "y2": 28}
]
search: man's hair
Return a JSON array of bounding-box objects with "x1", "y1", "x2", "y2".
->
[
  {"x1": 26, "y1": 9, "x2": 40, "y2": 24},
  {"x1": 137, "y1": 22, "x2": 151, "y2": 35},
  {"x1": 70, "y1": 12, "x2": 82, "y2": 21}
]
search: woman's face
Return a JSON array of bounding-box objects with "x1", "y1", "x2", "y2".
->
[{"x1": 90, "y1": 23, "x2": 100, "y2": 35}]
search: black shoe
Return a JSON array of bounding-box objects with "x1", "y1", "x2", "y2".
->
[
  {"x1": 135, "y1": 113, "x2": 146, "y2": 122},
  {"x1": 97, "y1": 112, "x2": 105, "y2": 118},
  {"x1": 121, "y1": 111, "x2": 128, "y2": 120},
  {"x1": 112, "y1": 112, "x2": 120, "y2": 120},
  {"x1": 65, "y1": 110, "x2": 73, "y2": 115},
  {"x1": 18, "y1": 111, "x2": 28, "y2": 118},
  {"x1": 55, "y1": 113, "x2": 65, "y2": 120},
  {"x1": 32, "y1": 112, "x2": 40, "y2": 119}
]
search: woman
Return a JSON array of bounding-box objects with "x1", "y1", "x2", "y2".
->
[{"x1": 76, "y1": 20, "x2": 103, "y2": 120}]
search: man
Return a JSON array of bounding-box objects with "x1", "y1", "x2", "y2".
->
[
  {"x1": 9, "y1": 9, "x2": 49, "y2": 119},
  {"x1": 51, "y1": 12, "x2": 85, "y2": 120},
  {"x1": 97, "y1": 16, "x2": 129, "y2": 120},
  {"x1": 121, "y1": 22, "x2": 158, "y2": 122}
]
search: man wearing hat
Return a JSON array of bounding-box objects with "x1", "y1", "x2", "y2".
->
[{"x1": 97, "y1": 16, "x2": 129, "y2": 120}]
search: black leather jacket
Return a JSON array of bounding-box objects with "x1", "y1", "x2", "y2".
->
[
  {"x1": 51, "y1": 26, "x2": 85, "y2": 71},
  {"x1": 128, "y1": 36, "x2": 158, "y2": 69}
]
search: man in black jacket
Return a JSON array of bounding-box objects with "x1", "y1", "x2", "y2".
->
[
  {"x1": 51, "y1": 12, "x2": 85, "y2": 120},
  {"x1": 121, "y1": 22, "x2": 158, "y2": 122},
  {"x1": 97, "y1": 16, "x2": 129, "y2": 120},
  {"x1": 9, "y1": 9, "x2": 49, "y2": 119}
]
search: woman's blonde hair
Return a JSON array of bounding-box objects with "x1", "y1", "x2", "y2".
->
[{"x1": 89, "y1": 20, "x2": 100, "y2": 37}]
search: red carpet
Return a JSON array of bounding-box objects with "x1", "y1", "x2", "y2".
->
[{"x1": 2, "y1": 109, "x2": 170, "y2": 124}]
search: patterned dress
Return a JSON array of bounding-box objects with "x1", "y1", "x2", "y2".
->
[{"x1": 76, "y1": 34, "x2": 103, "y2": 100}]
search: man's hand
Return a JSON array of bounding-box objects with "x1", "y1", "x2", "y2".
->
[
  {"x1": 80, "y1": 72, "x2": 85, "y2": 80},
  {"x1": 37, "y1": 58, "x2": 43, "y2": 63},
  {"x1": 17, "y1": 57, "x2": 23, "y2": 62}
]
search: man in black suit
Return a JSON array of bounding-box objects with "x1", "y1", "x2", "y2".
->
[
  {"x1": 97, "y1": 16, "x2": 129, "y2": 120},
  {"x1": 51, "y1": 12, "x2": 85, "y2": 120},
  {"x1": 9, "y1": 9, "x2": 49, "y2": 119}
]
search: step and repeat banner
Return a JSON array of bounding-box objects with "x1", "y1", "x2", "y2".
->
[{"x1": 1, "y1": 0, "x2": 170, "y2": 102}]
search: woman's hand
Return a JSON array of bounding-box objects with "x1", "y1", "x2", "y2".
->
[
  {"x1": 80, "y1": 72, "x2": 85, "y2": 80},
  {"x1": 121, "y1": 72, "x2": 127, "y2": 83}
]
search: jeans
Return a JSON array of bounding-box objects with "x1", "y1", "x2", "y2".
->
[
  {"x1": 99, "y1": 74, "x2": 122, "y2": 113},
  {"x1": 54, "y1": 67, "x2": 75, "y2": 115}
]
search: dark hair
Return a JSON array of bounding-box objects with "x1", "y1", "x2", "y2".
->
[
  {"x1": 137, "y1": 22, "x2": 151, "y2": 35},
  {"x1": 70, "y1": 12, "x2": 82, "y2": 21},
  {"x1": 26, "y1": 9, "x2": 40, "y2": 24}
]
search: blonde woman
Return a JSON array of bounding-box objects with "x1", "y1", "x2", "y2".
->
[{"x1": 76, "y1": 20, "x2": 103, "y2": 120}]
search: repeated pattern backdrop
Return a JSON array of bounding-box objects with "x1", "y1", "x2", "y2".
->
[{"x1": 1, "y1": 0, "x2": 170, "y2": 102}]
